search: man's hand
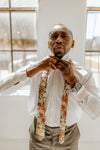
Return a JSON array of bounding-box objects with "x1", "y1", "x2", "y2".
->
[
  {"x1": 56, "y1": 59, "x2": 78, "y2": 87},
  {"x1": 38, "y1": 56, "x2": 59, "y2": 71},
  {"x1": 27, "y1": 55, "x2": 78, "y2": 88},
  {"x1": 26, "y1": 56, "x2": 58, "y2": 77}
]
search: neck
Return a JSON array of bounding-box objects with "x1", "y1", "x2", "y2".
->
[
  {"x1": 55, "y1": 55, "x2": 63, "y2": 59},
  {"x1": 49, "y1": 52, "x2": 69, "y2": 60}
]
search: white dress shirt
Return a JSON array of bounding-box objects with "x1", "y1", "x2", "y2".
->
[{"x1": 0, "y1": 54, "x2": 100, "y2": 127}]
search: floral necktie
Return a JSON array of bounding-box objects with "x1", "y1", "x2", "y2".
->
[
  {"x1": 36, "y1": 71, "x2": 71, "y2": 144},
  {"x1": 35, "y1": 71, "x2": 49, "y2": 141},
  {"x1": 59, "y1": 81, "x2": 71, "y2": 144}
]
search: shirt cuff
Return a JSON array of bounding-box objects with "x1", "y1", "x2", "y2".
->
[
  {"x1": 73, "y1": 85, "x2": 88, "y2": 104},
  {"x1": 73, "y1": 85, "x2": 100, "y2": 119}
]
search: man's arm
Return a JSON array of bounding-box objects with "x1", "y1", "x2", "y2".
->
[
  {"x1": 26, "y1": 56, "x2": 58, "y2": 77},
  {"x1": 51, "y1": 56, "x2": 100, "y2": 120},
  {"x1": 0, "y1": 64, "x2": 32, "y2": 95},
  {"x1": 0, "y1": 56, "x2": 58, "y2": 95},
  {"x1": 73, "y1": 71, "x2": 100, "y2": 120}
]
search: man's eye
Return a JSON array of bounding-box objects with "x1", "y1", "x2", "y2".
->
[
  {"x1": 62, "y1": 35, "x2": 68, "y2": 38},
  {"x1": 52, "y1": 35, "x2": 58, "y2": 38}
]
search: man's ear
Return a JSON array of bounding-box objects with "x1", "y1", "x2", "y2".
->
[{"x1": 71, "y1": 40, "x2": 75, "y2": 48}]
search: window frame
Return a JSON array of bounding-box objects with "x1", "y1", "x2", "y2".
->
[
  {"x1": 85, "y1": 6, "x2": 100, "y2": 91},
  {"x1": 86, "y1": 6, "x2": 100, "y2": 53},
  {"x1": 0, "y1": 0, "x2": 38, "y2": 72}
]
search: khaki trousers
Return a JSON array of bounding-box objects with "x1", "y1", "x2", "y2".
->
[{"x1": 29, "y1": 117, "x2": 80, "y2": 150}]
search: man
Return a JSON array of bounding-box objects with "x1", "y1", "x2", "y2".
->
[{"x1": 0, "y1": 24, "x2": 100, "y2": 150}]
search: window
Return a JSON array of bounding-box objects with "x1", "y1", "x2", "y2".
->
[
  {"x1": 0, "y1": 0, "x2": 38, "y2": 79},
  {"x1": 85, "y1": 0, "x2": 100, "y2": 91},
  {"x1": 0, "y1": 0, "x2": 39, "y2": 95}
]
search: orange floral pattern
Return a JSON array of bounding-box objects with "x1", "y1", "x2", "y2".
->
[
  {"x1": 36, "y1": 71, "x2": 49, "y2": 141},
  {"x1": 59, "y1": 81, "x2": 71, "y2": 144},
  {"x1": 35, "y1": 71, "x2": 71, "y2": 144}
]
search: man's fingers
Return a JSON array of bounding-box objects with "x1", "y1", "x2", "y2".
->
[
  {"x1": 49, "y1": 55, "x2": 59, "y2": 61},
  {"x1": 45, "y1": 56, "x2": 72, "y2": 72},
  {"x1": 49, "y1": 56, "x2": 71, "y2": 68},
  {"x1": 49, "y1": 56, "x2": 71, "y2": 66},
  {"x1": 56, "y1": 62, "x2": 65, "y2": 71},
  {"x1": 57, "y1": 66, "x2": 65, "y2": 71},
  {"x1": 56, "y1": 61, "x2": 65, "y2": 68},
  {"x1": 49, "y1": 62, "x2": 56, "y2": 70},
  {"x1": 49, "y1": 57, "x2": 58, "y2": 65},
  {"x1": 51, "y1": 64, "x2": 56, "y2": 70},
  {"x1": 60, "y1": 59, "x2": 71, "y2": 66}
]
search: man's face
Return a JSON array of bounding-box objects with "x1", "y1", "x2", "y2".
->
[{"x1": 48, "y1": 25, "x2": 74, "y2": 59}]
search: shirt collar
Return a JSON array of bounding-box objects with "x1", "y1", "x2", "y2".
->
[{"x1": 49, "y1": 52, "x2": 70, "y2": 61}]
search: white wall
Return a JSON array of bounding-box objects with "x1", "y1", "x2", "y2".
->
[
  {"x1": 1, "y1": 0, "x2": 100, "y2": 150},
  {"x1": 0, "y1": 96, "x2": 31, "y2": 150}
]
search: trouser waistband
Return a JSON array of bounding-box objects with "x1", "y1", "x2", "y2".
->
[{"x1": 34, "y1": 116, "x2": 77, "y2": 134}]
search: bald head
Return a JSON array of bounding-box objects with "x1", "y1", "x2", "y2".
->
[{"x1": 49, "y1": 24, "x2": 73, "y2": 40}]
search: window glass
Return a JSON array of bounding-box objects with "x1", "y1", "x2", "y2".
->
[
  {"x1": 87, "y1": 0, "x2": 100, "y2": 7},
  {"x1": 85, "y1": 1, "x2": 100, "y2": 91},
  {"x1": 0, "y1": 0, "x2": 9, "y2": 7},
  {"x1": 0, "y1": 0, "x2": 38, "y2": 95},
  {"x1": 11, "y1": 0, "x2": 38, "y2": 7},
  {"x1": 0, "y1": 12, "x2": 11, "y2": 50},
  {"x1": 0, "y1": 52, "x2": 11, "y2": 79},
  {"x1": 85, "y1": 52, "x2": 100, "y2": 89},
  {"x1": 86, "y1": 11, "x2": 100, "y2": 50},
  {"x1": 13, "y1": 52, "x2": 37, "y2": 72},
  {"x1": 12, "y1": 12, "x2": 37, "y2": 50}
]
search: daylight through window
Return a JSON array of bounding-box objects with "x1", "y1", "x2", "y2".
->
[
  {"x1": 0, "y1": 0, "x2": 38, "y2": 82},
  {"x1": 85, "y1": 0, "x2": 100, "y2": 91}
]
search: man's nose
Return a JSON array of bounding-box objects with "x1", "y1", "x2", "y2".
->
[{"x1": 56, "y1": 36, "x2": 62, "y2": 44}]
